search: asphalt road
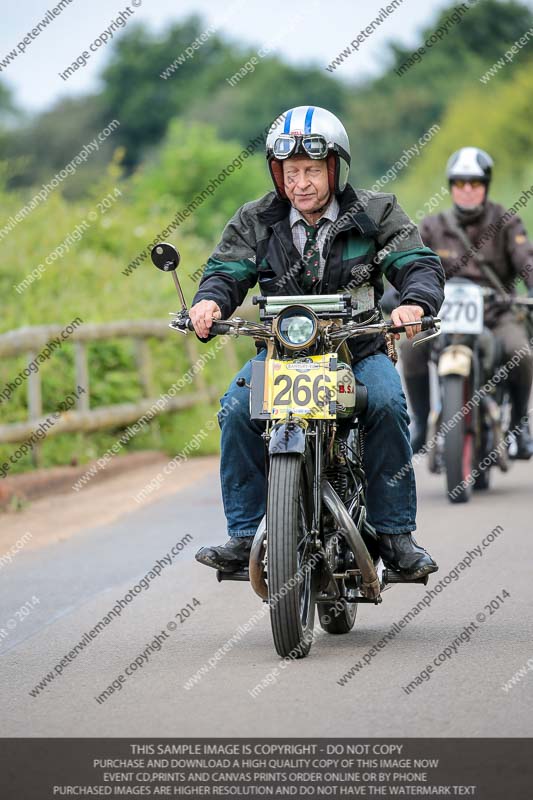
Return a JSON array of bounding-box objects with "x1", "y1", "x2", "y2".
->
[{"x1": 1, "y1": 453, "x2": 532, "y2": 737}]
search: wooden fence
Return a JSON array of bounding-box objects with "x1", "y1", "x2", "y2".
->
[{"x1": 0, "y1": 321, "x2": 239, "y2": 464}]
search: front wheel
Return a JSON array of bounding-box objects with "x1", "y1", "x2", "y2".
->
[
  {"x1": 267, "y1": 454, "x2": 316, "y2": 659},
  {"x1": 441, "y1": 374, "x2": 474, "y2": 503}
]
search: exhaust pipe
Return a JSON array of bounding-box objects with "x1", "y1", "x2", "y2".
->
[
  {"x1": 249, "y1": 517, "x2": 268, "y2": 600},
  {"x1": 321, "y1": 480, "x2": 381, "y2": 600}
]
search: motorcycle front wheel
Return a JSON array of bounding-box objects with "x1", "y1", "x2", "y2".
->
[
  {"x1": 441, "y1": 374, "x2": 475, "y2": 503},
  {"x1": 267, "y1": 453, "x2": 316, "y2": 659}
]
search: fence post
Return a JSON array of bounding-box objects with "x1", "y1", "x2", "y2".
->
[
  {"x1": 27, "y1": 351, "x2": 42, "y2": 468},
  {"x1": 74, "y1": 341, "x2": 90, "y2": 411}
]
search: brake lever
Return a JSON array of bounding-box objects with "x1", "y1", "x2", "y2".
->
[
  {"x1": 169, "y1": 319, "x2": 188, "y2": 335},
  {"x1": 412, "y1": 319, "x2": 441, "y2": 347}
]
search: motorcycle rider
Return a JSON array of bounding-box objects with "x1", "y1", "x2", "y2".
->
[
  {"x1": 401, "y1": 147, "x2": 533, "y2": 457},
  {"x1": 190, "y1": 106, "x2": 444, "y2": 579}
]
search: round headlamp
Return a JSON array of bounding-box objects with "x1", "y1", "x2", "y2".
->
[{"x1": 273, "y1": 305, "x2": 319, "y2": 350}]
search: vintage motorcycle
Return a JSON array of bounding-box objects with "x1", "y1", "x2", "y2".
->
[
  {"x1": 426, "y1": 277, "x2": 533, "y2": 503},
  {"x1": 152, "y1": 241, "x2": 441, "y2": 659}
]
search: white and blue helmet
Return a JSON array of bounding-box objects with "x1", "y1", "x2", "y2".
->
[
  {"x1": 446, "y1": 147, "x2": 493, "y2": 185},
  {"x1": 266, "y1": 105, "x2": 351, "y2": 199}
]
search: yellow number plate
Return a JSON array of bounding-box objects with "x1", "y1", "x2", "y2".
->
[{"x1": 263, "y1": 355, "x2": 337, "y2": 419}]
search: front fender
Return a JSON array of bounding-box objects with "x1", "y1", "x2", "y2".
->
[
  {"x1": 437, "y1": 344, "x2": 473, "y2": 378},
  {"x1": 268, "y1": 421, "x2": 306, "y2": 455}
]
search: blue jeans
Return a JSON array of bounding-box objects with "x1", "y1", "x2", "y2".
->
[{"x1": 218, "y1": 351, "x2": 416, "y2": 537}]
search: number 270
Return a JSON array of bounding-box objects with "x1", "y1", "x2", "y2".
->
[{"x1": 441, "y1": 300, "x2": 479, "y2": 322}]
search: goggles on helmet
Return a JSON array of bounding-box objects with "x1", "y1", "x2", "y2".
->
[{"x1": 272, "y1": 133, "x2": 329, "y2": 160}]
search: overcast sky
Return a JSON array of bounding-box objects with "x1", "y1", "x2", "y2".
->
[{"x1": 2, "y1": 0, "x2": 532, "y2": 113}]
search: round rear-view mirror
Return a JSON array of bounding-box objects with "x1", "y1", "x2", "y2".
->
[{"x1": 151, "y1": 242, "x2": 180, "y2": 272}]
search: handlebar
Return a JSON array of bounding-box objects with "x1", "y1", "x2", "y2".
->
[
  {"x1": 176, "y1": 318, "x2": 232, "y2": 335},
  {"x1": 388, "y1": 315, "x2": 436, "y2": 334},
  {"x1": 173, "y1": 313, "x2": 439, "y2": 340},
  {"x1": 208, "y1": 321, "x2": 232, "y2": 335}
]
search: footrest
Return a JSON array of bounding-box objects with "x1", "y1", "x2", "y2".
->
[
  {"x1": 383, "y1": 569, "x2": 429, "y2": 586},
  {"x1": 216, "y1": 568, "x2": 250, "y2": 582}
]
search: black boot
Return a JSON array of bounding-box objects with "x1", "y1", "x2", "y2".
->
[
  {"x1": 512, "y1": 421, "x2": 533, "y2": 460},
  {"x1": 195, "y1": 535, "x2": 254, "y2": 572},
  {"x1": 378, "y1": 533, "x2": 438, "y2": 581},
  {"x1": 508, "y1": 378, "x2": 533, "y2": 459},
  {"x1": 404, "y1": 373, "x2": 430, "y2": 454}
]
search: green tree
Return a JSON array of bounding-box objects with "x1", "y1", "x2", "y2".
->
[
  {"x1": 98, "y1": 16, "x2": 348, "y2": 168},
  {"x1": 395, "y1": 56, "x2": 533, "y2": 217},
  {"x1": 346, "y1": 0, "x2": 533, "y2": 185},
  {"x1": 99, "y1": 18, "x2": 239, "y2": 167},
  {"x1": 191, "y1": 58, "x2": 346, "y2": 147},
  {"x1": 0, "y1": 80, "x2": 20, "y2": 179},
  {"x1": 2, "y1": 95, "x2": 110, "y2": 195}
]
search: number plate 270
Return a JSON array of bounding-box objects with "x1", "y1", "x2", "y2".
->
[
  {"x1": 440, "y1": 282, "x2": 484, "y2": 334},
  {"x1": 264, "y1": 355, "x2": 337, "y2": 419}
]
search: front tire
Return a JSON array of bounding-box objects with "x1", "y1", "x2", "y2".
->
[
  {"x1": 267, "y1": 454, "x2": 316, "y2": 659},
  {"x1": 441, "y1": 375, "x2": 474, "y2": 503}
]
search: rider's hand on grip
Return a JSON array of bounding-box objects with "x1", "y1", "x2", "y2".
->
[
  {"x1": 389, "y1": 316, "x2": 435, "y2": 336},
  {"x1": 176, "y1": 316, "x2": 230, "y2": 335},
  {"x1": 390, "y1": 304, "x2": 425, "y2": 339},
  {"x1": 189, "y1": 299, "x2": 222, "y2": 338},
  {"x1": 185, "y1": 318, "x2": 230, "y2": 335}
]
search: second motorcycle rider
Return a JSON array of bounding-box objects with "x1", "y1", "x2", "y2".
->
[{"x1": 402, "y1": 147, "x2": 533, "y2": 457}]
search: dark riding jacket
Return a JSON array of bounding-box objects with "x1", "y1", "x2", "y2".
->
[
  {"x1": 193, "y1": 184, "x2": 445, "y2": 361},
  {"x1": 420, "y1": 201, "x2": 533, "y2": 289}
]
